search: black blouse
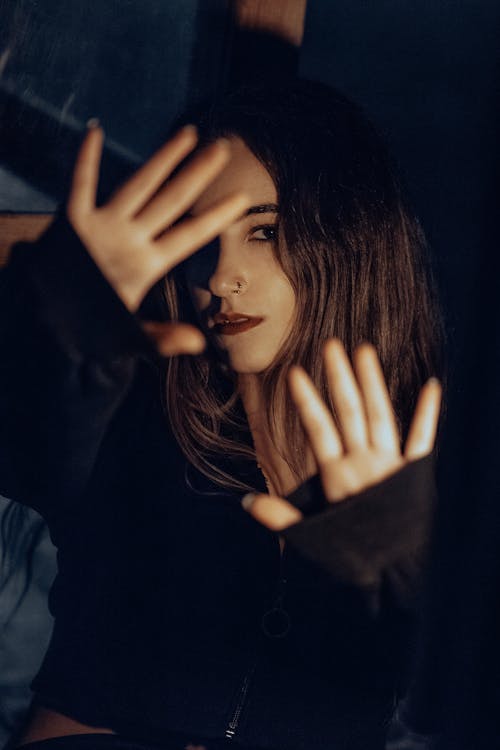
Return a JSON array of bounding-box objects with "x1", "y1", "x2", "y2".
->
[{"x1": 0, "y1": 216, "x2": 436, "y2": 750}]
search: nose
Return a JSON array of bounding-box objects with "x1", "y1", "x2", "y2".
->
[{"x1": 208, "y1": 244, "x2": 247, "y2": 300}]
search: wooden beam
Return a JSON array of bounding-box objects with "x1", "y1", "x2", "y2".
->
[
  {"x1": 0, "y1": 213, "x2": 54, "y2": 266},
  {"x1": 230, "y1": 0, "x2": 308, "y2": 47}
]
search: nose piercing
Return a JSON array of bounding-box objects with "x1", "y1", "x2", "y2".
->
[{"x1": 233, "y1": 281, "x2": 243, "y2": 295}]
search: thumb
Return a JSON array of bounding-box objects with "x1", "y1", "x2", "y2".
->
[
  {"x1": 141, "y1": 321, "x2": 206, "y2": 356},
  {"x1": 242, "y1": 493, "x2": 303, "y2": 531}
]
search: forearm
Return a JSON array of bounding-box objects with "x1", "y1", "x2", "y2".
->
[
  {"x1": 0, "y1": 214, "x2": 156, "y2": 516},
  {"x1": 282, "y1": 455, "x2": 437, "y2": 615}
]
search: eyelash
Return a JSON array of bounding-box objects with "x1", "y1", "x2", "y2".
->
[{"x1": 248, "y1": 224, "x2": 279, "y2": 242}]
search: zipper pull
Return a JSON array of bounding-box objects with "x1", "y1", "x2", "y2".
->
[{"x1": 261, "y1": 602, "x2": 291, "y2": 639}]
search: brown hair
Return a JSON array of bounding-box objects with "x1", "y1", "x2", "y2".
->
[{"x1": 162, "y1": 81, "x2": 445, "y2": 494}]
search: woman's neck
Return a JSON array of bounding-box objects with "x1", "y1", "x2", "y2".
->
[
  {"x1": 238, "y1": 373, "x2": 266, "y2": 429},
  {"x1": 238, "y1": 373, "x2": 306, "y2": 497}
]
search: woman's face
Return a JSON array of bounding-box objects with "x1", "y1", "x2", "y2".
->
[{"x1": 185, "y1": 137, "x2": 296, "y2": 374}]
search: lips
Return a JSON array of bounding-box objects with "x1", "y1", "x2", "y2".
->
[{"x1": 212, "y1": 311, "x2": 264, "y2": 336}]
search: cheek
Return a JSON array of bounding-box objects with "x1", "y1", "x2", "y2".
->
[
  {"x1": 261, "y1": 266, "x2": 296, "y2": 328},
  {"x1": 278, "y1": 279, "x2": 296, "y2": 320}
]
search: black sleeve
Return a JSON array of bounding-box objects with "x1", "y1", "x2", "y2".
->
[
  {"x1": 0, "y1": 213, "x2": 159, "y2": 520},
  {"x1": 282, "y1": 455, "x2": 437, "y2": 615}
]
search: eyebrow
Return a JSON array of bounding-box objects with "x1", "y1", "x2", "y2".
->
[
  {"x1": 245, "y1": 203, "x2": 279, "y2": 216},
  {"x1": 185, "y1": 203, "x2": 278, "y2": 220}
]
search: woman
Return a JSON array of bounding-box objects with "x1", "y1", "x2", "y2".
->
[{"x1": 0, "y1": 81, "x2": 443, "y2": 750}]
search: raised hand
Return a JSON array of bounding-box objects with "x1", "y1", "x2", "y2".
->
[
  {"x1": 244, "y1": 338, "x2": 442, "y2": 530},
  {"x1": 67, "y1": 123, "x2": 249, "y2": 355}
]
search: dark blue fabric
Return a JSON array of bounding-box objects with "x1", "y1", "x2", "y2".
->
[
  {"x1": 0, "y1": 499, "x2": 56, "y2": 747},
  {"x1": 0, "y1": 216, "x2": 434, "y2": 750}
]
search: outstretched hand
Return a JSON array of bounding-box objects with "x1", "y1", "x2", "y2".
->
[
  {"x1": 244, "y1": 339, "x2": 442, "y2": 530},
  {"x1": 67, "y1": 122, "x2": 249, "y2": 356}
]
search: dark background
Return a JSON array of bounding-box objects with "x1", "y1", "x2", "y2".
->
[
  {"x1": 1, "y1": 1, "x2": 499, "y2": 747},
  {"x1": 299, "y1": 7, "x2": 500, "y2": 746},
  {"x1": 0, "y1": 0, "x2": 230, "y2": 207}
]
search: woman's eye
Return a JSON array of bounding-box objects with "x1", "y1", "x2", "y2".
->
[{"x1": 249, "y1": 225, "x2": 278, "y2": 242}]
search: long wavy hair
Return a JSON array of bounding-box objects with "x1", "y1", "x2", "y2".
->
[{"x1": 162, "y1": 80, "x2": 445, "y2": 494}]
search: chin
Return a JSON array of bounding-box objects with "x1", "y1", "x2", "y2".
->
[{"x1": 226, "y1": 352, "x2": 275, "y2": 374}]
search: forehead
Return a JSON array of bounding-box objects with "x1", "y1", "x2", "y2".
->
[{"x1": 191, "y1": 136, "x2": 277, "y2": 215}]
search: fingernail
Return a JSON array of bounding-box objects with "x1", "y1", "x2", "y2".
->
[
  {"x1": 241, "y1": 493, "x2": 256, "y2": 511},
  {"x1": 427, "y1": 377, "x2": 440, "y2": 386},
  {"x1": 181, "y1": 124, "x2": 197, "y2": 136},
  {"x1": 86, "y1": 117, "x2": 100, "y2": 129}
]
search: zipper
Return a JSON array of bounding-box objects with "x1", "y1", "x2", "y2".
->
[
  {"x1": 261, "y1": 537, "x2": 291, "y2": 639},
  {"x1": 224, "y1": 530, "x2": 290, "y2": 738},
  {"x1": 224, "y1": 660, "x2": 257, "y2": 739}
]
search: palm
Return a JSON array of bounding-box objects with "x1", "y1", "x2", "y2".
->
[
  {"x1": 243, "y1": 339, "x2": 441, "y2": 530},
  {"x1": 66, "y1": 124, "x2": 249, "y2": 356}
]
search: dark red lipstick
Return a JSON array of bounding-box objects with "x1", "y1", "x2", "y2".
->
[{"x1": 212, "y1": 312, "x2": 264, "y2": 336}]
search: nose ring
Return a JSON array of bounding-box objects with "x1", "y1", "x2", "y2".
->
[{"x1": 233, "y1": 281, "x2": 243, "y2": 295}]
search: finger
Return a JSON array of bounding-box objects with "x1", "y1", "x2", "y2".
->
[
  {"x1": 154, "y1": 191, "x2": 250, "y2": 271},
  {"x1": 109, "y1": 125, "x2": 199, "y2": 216},
  {"x1": 323, "y1": 338, "x2": 369, "y2": 450},
  {"x1": 242, "y1": 493, "x2": 303, "y2": 531},
  {"x1": 288, "y1": 366, "x2": 343, "y2": 465},
  {"x1": 135, "y1": 140, "x2": 232, "y2": 237},
  {"x1": 325, "y1": 460, "x2": 367, "y2": 503},
  {"x1": 404, "y1": 378, "x2": 442, "y2": 460},
  {"x1": 140, "y1": 321, "x2": 206, "y2": 357},
  {"x1": 67, "y1": 122, "x2": 104, "y2": 218},
  {"x1": 353, "y1": 343, "x2": 400, "y2": 454}
]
